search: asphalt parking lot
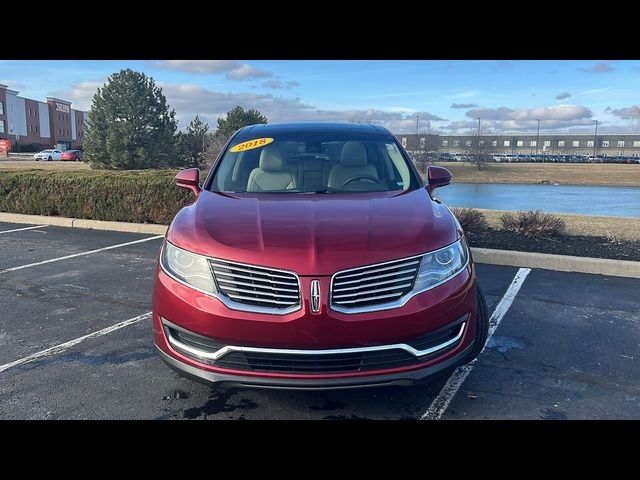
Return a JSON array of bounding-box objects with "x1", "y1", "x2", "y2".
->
[{"x1": 0, "y1": 221, "x2": 638, "y2": 420}]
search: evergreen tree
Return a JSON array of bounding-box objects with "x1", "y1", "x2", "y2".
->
[
  {"x1": 214, "y1": 106, "x2": 267, "y2": 141},
  {"x1": 176, "y1": 115, "x2": 210, "y2": 168},
  {"x1": 204, "y1": 106, "x2": 268, "y2": 165},
  {"x1": 84, "y1": 69, "x2": 177, "y2": 169}
]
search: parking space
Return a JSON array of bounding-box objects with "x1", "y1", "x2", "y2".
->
[{"x1": 0, "y1": 224, "x2": 637, "y2": 419}]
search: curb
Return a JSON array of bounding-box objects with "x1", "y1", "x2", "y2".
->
[
  {"x1": 0, "y1": 212, "x2": 638, "y2": 279},
  {"x1": 0, "y1": 212, "x2": 167, "y2": 235},
  {"x1": 472, "y1": 247, "x2": 640, "y2": 279}
]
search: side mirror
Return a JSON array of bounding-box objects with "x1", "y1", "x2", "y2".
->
[
  {"x1": 175, "y1": 168, "x2": 201, "y2": 196},
  {"x1": 426, "y1": 166, "x2": 452, "y2": 195}
]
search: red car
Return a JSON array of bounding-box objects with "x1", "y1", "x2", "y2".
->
[
  {"x1": 60, "y1": 150, "x2": 83, "y2": 161},
  {"x1": 153, "y1": 123, "x2": 488, "y2": 389}
]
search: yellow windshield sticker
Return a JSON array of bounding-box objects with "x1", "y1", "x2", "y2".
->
[{"x1": 230, "y1": 137, "x2": 274, "y2": 153}]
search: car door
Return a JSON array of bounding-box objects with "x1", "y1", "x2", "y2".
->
[{"x1": 53, "y1": 150, "x2": 62, "y2": 160}]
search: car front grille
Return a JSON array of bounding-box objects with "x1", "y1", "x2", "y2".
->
[
  {"x1": 331, "y1": 256, "x2": 421, "y2": 310},
  {"x1": 210, "y1": 259, "x2": 300, "y2": 311}
]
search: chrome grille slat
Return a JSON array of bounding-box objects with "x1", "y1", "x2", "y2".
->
[
  {"x1": 333, "y1": 275, "x2": 416, "y2": 292},
  {"x1": 334, "y1": 292, "x2": 405, "y2": 304},
  {"x1": 331, "y1": 256, "x2": 421, "y2": 310},
  {"x1": 332, "y1": 268, "x2": 418, "y2": 287},
  {"x1": 212, "y1": 270, "x2": 297, "y2": 286},
  {"x1": 215, "y1": 277, "x2": 298, "y2": 293},
  {"x1": 210, "y1": 262, "x2": 293, "y2": 280},
  {"x1": 210, "y1": 259, "x2": 300, "y2": 311},
  {"x1": 333, "y1": 283, "x2": 413, "y2": 299},
  {"x1": 220, "y1": 285, "x2": 299, "y2": 299},
  {"x1": 226, "y1": 293, "x2": 296, "y2": 305},
  {"x1": 335, "y1": 260, "x2": 420, "y2": 280}
]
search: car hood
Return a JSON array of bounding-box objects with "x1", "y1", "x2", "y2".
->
[{"x1": 167, "y1": 189, "x2": 459, "y2": 276}]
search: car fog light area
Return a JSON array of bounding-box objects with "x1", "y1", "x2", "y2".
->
[
  {"x1": 413, "y1": 239, "x2": 469, "y2": 292},
  {"x1": 160, "y1": 240, "x2": 217, "y2": 294}
]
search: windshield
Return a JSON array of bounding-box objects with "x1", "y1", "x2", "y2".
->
[
  {"x1": 41, "y1": 150, "x2": 53, "y2": 153},
  {"x1": 208, "y1": 131, "x2": 421, "y2": 193}
]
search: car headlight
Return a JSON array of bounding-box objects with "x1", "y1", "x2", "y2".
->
[
  {"x1": 413, "y1": 238, "x2": 469, "y2": 292},
  {"x1": 160, "y1": 240, "x2": 217, "y2": 294}
]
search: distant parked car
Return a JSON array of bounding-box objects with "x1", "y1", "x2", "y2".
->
[
  {"x1": 61, "y1": 150, "x2": 83, "y2": 162},
  {"x1": 33, "y1": 149, "x2": 62, "y2": 161}
]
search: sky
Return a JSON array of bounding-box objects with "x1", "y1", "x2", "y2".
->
[{"x1": 1, "y1": 60, "x2": 639, "y2": 134}]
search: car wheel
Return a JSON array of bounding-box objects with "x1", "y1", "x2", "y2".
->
[
  {"x1": 465, "y1": 286, "x2": 489, "y2": 362},
  {"x1": 48, "y1": 156, "x2": 52, "y2": 161}
]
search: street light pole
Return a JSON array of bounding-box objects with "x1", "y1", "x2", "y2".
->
[
  {"x1": 536, "y1": 119, "x2": 540, "y2": 158},
  {"x1": 593, "y1": 120, "x2": 599, "y2": 161},
  {"x1": 476, "y1": 117, "x2": 481, "y2": 163}
]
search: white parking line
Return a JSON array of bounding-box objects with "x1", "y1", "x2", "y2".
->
[
  {"x1": 421, "y1": 267, "x2": 531, "y2": 420},
  {"x1": 0, "y1": 312, "x2": 152, "y2": 374},
  {"x1": 0, "y1": 235, "x2": 164, "y2": 274},
  {"x1": 0, "y1": 225, "x2": 48, "y2": 234}
]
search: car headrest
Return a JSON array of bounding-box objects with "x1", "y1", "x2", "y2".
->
[
  {"x1": 340, "y1": 142, "x2": 368, "y2": 167},
  {"x1": 259, "y1": 145, "x2": 285, "y2": 172}
]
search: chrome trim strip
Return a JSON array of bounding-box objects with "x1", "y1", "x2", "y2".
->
[
  {"x1": 163, "y1": 317, "x2": 466, "y2": 362},
  {"x1": 329, "y1": 239, "x2": 470, "y2": 314},
  {"x1": 159, "y1": 241, "x2": 302, "y2": 316}
]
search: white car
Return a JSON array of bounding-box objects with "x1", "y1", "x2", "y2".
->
[{"x1": 34, "y1": 149, "x2": 62, "y2": 161}]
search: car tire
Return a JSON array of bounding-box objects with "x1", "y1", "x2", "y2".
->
[
  {"x1": 48, "y1": 156, "x2": 52, "y2": 161},
  {"x1": 465, "y1": 285, "x2": 489, "y2": 363}
]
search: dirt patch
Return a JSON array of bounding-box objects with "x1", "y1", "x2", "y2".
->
[{"x1": 467, "y1": 229, "x2": 640, "y2": 261}]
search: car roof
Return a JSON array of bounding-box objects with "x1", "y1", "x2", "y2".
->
[{"x1": 235, "y1": 122, "x2": 391, "y2": 137}]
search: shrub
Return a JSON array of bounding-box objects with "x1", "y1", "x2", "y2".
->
[
  {"x1": 451, "y1": 208, "x2": 489, "y2": 233},
  {"x1": 500, "y1": 210, "x2": 566, "y2": 238},
  {"x1": 0, "y1": 170, "x2": 195, "y2": 224}
]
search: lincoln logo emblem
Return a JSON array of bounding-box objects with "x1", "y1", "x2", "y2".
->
[{"x1": 310, "y1": 280, "x2": 321, "y2": 313}]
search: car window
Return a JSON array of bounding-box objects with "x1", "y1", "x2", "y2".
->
[{"x1": 208, "y1": 132, "x2": 420, "y2": 194}]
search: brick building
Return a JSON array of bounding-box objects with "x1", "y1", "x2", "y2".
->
[{"x1": 0, "y1": 84, "x2": 87, "y2": 151}]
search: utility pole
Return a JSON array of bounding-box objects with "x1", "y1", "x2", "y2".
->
[
  {"x1": 535, "y1": 119, "x2": 540, "y2": 158},
  {"x1": 593, "y1": 120, "x2": 599, "y2": 161}
]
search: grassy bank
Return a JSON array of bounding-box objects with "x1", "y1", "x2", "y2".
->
[
  {"x1": 0, "y1": 169, "x2": 192, "y2": 224},
  {"x1": 0, "y1": 160, "x2": 91, "y2": 170},
  {"x1": 428, "y1": 162, "x2": 640, "y2": 186},
  {"x1": 474, "y1": 208, "x2": 640, "y2": 241}
]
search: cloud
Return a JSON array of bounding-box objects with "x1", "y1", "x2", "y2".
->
[
  {"x1": 150, "y1": 60, "x2": 273, "y2": 80},
  {"x1": 442, "y1": 104, "x2": 595, "y2": 131},
  {"x1": 260, "y1": 79, "x2": 300, "y2": 90},
  {"x1": 578, "y1": 62, "x2": 616, "y2": 73},
  {"x1": 609, "y1": 105, "x2": 640, "y2": 119},
  {"x1": 53, "y1": 80, "x2": 107, "y2": 111},
  {"x1": 0, "y1": 79, "x2": 25, "y2": 90},
  {"x1": 155, "y1": 82, "x2": 446, "y2": 132},
  {"x1": 555, "y1": 92, "x2": 571, "y2": 100},
  {"x1": 450, "y1": 103, "x2": 479, "y2": 109}
]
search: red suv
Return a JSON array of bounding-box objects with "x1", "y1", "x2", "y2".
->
[{"x1": 153, "y1": 123, "x2": 488, "y2": 389}]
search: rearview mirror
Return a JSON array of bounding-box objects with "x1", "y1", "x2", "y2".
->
[
  {"x1": 426, "y1": 166, "x2": 452, "y2": 195},
  {"x1": 175, "y1": 168, "x2": 201, "y2": 196}
]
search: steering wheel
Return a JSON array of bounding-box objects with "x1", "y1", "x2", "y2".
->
[{"x1": 341, "y1": 175, "x2": 384, "y2": 187}]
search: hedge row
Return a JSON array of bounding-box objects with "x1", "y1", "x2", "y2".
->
[{"x1": 0, "y1": 170, "x2": 196, "y2": 224}]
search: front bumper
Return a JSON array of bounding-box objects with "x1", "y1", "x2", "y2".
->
[{"x1": 153, "y1": 261, "x2": 478, "y2": 389}]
